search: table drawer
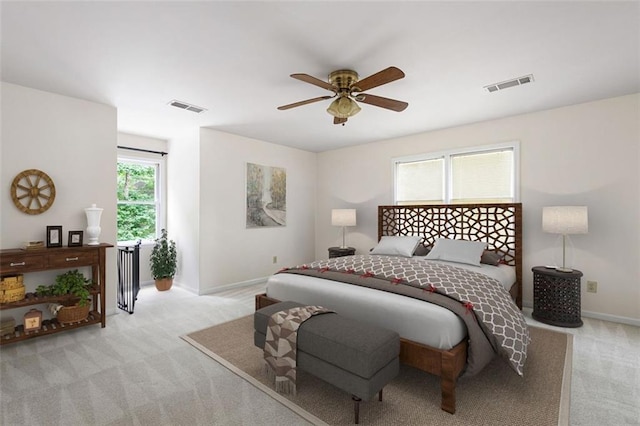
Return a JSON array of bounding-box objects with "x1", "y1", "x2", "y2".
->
[
  {"x1": 1, "y1": 254, "x2": 46, "y2": 273},
  {"x1": 47, "y1": 250, "x2": 98, "y2": 269}
]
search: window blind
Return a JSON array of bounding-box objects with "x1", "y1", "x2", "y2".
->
[
  {"x1": 451, "y1": 149, "x2": 513, "y2": 203},
  {"x1": 396, "y1": 157, "x2": 444, "y2": 204}
]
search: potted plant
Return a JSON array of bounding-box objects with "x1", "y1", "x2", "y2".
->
[
  {"x1": 36, "y1": 269, "x2": 93, "y2": 324},
  {"x1": 150, "y1": 228, "x2": 177, "y2": 291}
]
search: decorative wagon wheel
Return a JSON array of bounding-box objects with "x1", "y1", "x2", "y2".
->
[{"x1": 11, "y1": 169, "x2": 56, "y2": 215}]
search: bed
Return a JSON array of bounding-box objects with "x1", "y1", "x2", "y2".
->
[{"x1": 256, "y1": 203, "x2": 525, "y2": 414}]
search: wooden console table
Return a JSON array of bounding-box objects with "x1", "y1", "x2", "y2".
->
[{"x1": 0, "y1": 243, "x2": 112, "y2": 345}]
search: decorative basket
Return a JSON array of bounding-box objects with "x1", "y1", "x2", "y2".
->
[
  {"x1": 0, "y1": 285, "x2": 25, "y2": 303},
  {"x1": 0, "y1": 274, "x2": 24, "y2": 290},
  {"x1": 56, "y1": 303, "x2": 90, "y2": 324}
]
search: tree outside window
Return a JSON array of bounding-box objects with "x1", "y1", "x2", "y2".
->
[{"x1": 117, "y1": 161, "x2": 159, "y2": 241}]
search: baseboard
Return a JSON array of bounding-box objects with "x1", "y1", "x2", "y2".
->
[
  {"x1": 139, "y1": 279, "x2": 201, "y2": 295},
  {"x1": 580, "y1": 309, "x2": 640, "y2": 327},
  {"x1": 523, "y1": 301, "x2": 640, "y2": 327},
  {"x1": 199, "y1": 277, "x2": 268, "y2": 295}
]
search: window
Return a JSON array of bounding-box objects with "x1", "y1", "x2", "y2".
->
[
  {"x1": 117, "y1": 155, "x2": 165, "y2": 242},
  {"x1": 394, "y1": 142, "x2": 519, "y2": 205}
]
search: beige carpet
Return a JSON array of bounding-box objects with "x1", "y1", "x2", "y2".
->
[{"x1": 182, "y1": 316, "x2": 572, "y2": 426}]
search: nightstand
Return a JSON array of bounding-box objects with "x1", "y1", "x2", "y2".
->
[
  {"x1": 328, "y1": 247, "x2": 356, "y2": 258},
  {"x1": 532, "y1": 266, "x2": 583, "y2": 327}
]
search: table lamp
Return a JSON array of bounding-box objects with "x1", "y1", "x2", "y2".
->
[
  {"x1": 331, "y1": 209, "x2": 357, "y2": 248},
  {"x1": 542, "y1": 206, "x2": 588, "y2": 272}
]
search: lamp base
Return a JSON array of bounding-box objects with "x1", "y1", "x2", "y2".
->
[{"x1": 555, "y1": 266, "x2": 574, "y2": 273}]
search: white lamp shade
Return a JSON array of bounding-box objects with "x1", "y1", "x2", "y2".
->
[
  {"x1": 331, "y1": 209, "x2": 357, "y2": 227},
  {"x1": 542, "y1": 206, "x2": 588, "y2": 234}
]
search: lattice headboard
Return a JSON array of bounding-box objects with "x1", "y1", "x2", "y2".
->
[{"x1": 378, "y1": 203, "x2": 523, "y2": 308}]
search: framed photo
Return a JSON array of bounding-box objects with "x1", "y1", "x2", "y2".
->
[
  {"x1": 68, "y1": 230, "x2": 83, "y2": 247},
  {"x1": 46, "y1": 225, "x2": 63, "y2": 248}
]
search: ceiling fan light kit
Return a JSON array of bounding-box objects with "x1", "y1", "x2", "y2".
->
[
  {"x1": 327, "y1": 96, "x2": 361, "y2": 118},
  {"x1": 278, "y1": 66, "x2": 408, "y2": 125}
]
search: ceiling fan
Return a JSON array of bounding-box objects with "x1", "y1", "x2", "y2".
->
[{"x1": 277, "y1": 66, "x2": 408, "y2": 125}]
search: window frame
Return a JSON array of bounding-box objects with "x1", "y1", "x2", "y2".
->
[
  {"x1": 392, "y1": 141, "x2": 520, "y2": 205},
  {"x1": 117, "y1": 150, "x2": 167, "y2": 245}
]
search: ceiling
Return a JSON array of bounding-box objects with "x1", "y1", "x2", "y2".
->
[{"x1": 2, "y1": 1, "x2": 639, "y2": 152}]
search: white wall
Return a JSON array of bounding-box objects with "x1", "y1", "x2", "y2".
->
[
  {"x1": 167, "y1": 129, "x2": 201, "y2": 294},
  {"x1": 196, "y1": 129, "x2": 317, "y2": 294},
  {"x1": 317, "y1": 94, "x2": 640, "y2": 324},
  {"x1": 1, "y1": 82, "x2": 118, "y2": 314}
]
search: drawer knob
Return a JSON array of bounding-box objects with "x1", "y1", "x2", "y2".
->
[
  {"x1": 10, "y1": 262, "x2": 26, "y2": 267},
  {"x1": 66, "y1": 257, "x2": 79, "y2": 262}
]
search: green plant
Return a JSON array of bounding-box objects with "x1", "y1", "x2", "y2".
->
[
  {"x1": 36, "y1": 269, "x2": 92, "y2": 307},
  {"x1": 150, "y1": 229, "x2": 177, "y2": 280}
]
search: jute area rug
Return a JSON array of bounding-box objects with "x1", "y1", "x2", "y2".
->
[{"x1": 182, "y1": 316, "x2": 572, "y2": 426}]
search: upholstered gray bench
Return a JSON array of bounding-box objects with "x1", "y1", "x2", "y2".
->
[{"x1": 254, "y1": 301, "x2": 400, "y2": 424}]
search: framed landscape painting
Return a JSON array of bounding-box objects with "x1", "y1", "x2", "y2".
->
[{"x1": 246, "y1": 162, "x2": 286, "y2": 228}]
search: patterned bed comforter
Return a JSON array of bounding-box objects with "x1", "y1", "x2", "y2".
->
[{"x1": 277, "y1": 254, "x2": 530, "y2": 376}]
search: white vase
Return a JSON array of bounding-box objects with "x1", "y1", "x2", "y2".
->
[{"x1": 84, "y1": 204, "x2": 103, "y2": 245}]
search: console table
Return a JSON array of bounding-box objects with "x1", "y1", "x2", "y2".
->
[{"x1": 0, "y1": 243, "x2": 112, "y2": 345}]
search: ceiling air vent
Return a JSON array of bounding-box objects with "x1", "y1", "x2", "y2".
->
[
  {"x1": 168, "y1": 100, "x2": 207, "y2": 114},
  {"x1": 484, "y1": 74, "x2": 534, "y2": 93}
]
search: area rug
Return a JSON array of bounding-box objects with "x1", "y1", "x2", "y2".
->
[{"x1": 182, "y1": 316, "x2": 572, "y2": 426}]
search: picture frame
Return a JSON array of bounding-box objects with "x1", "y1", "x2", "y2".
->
[
  {"x1": 246, "y1": 162, "x2": 287, "y2": 228},
  {"x1": 68, "y1": 230, "x2": 83, "y2": 247},
  {"x1": 46, "y1": 225, "x2": 63, "y2": 248}
]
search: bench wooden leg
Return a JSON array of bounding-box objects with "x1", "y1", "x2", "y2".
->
[
  {"x1": 352, "y1": 395, "x2": 361, "y2": 424},
  {"x1": 352, "y1": 389, "x2": 382, "y2": 424}
]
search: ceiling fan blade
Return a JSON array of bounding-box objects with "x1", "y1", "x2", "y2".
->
[
  {"x1": 290, "y1": 73, "x2": 336, "y2": 92},
  {"x1": 277, "y1": 95, "x2": 334, "y2": 110},
  {"x1": 333, "y1": 117, "x2": 348, "y2": 125},
  {"x1": 351, "y1": 67, "x2": 405, "y2": 93},
  {"x1": 357, "y1": 94, "x2": 408, "y2": 112}
]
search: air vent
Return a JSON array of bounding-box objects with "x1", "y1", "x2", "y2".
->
[
  {"x1": 484, "y1": 74, "x2": 534, "y2": 93},
  {"x1": 168, "y1": 100, "x2": 207, "y2": 114}
]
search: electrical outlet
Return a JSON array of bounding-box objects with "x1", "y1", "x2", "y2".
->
[
  {"x1": 272, "y1": 256, "x2": 277, "y2": 264},
  {"x1": 587, "y1": 280, "x2": 598, "y2": 293}
]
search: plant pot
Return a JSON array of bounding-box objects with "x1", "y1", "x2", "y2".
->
[{"x1": 155, "y1": 277, "x2": 173, "y2": 291}]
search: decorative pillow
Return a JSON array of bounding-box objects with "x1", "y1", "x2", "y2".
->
[
  {"x1": 370, "y1": 236, "x2": 422, "y2": 258},
  {"x1": 413, "y1": 244, "x2": 431, "y2": 257},
  {"x1": 425, "y1": 238, "x2": 487, "y2": 266},
  {"x1": 480, "y1": 250, "x2": 504, "y2": 266}
]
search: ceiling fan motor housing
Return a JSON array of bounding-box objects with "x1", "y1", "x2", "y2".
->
[{"x1": 328, "y1": 70, "x2": 359, "y2": 91}]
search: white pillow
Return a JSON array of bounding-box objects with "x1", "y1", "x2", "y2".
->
[
  {"x1": 370, "y1": 236, "x2": 422, "y2": 258},
  {"x1": 425, "y1": 238, "x2": 487, "y2": 266}
]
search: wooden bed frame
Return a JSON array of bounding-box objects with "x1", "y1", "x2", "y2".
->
[{"x1": 256, "y1": 202, "x2": 522, "y2": 414}]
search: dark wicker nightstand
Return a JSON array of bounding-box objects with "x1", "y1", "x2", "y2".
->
[
  {"x1": 532, "y1": 266, "x2": 583, "y2": 327},
  {"x1": 328, "y1": 247, "x2": 356, "y2": 258}
]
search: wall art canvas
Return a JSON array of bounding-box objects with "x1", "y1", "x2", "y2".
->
[{"x1": 246, "y1": 162, "x2": 286, "y2": 228}]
